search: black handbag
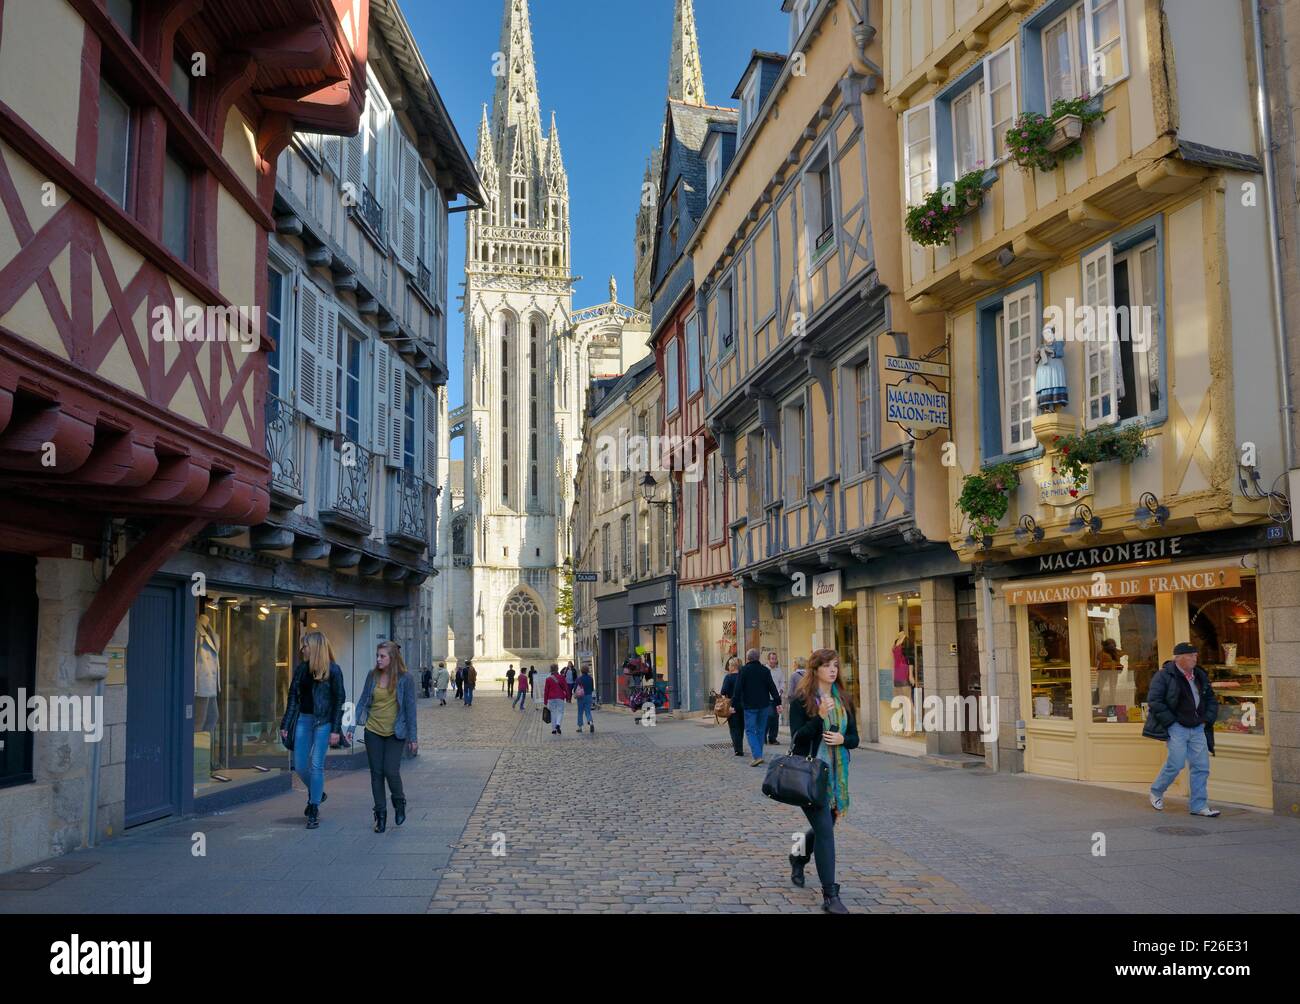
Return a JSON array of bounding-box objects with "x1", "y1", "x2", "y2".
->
[
  {"x1": 281, "y1": 709, "x2": 299, "y2": 751},
  {"x1": 542, "y1": 705, "x2": 552, "y2": 724},
  {"x1": 762, "y1": 746, "x2": 829, "y2": 810}
]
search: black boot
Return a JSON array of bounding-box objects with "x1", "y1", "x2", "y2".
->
[
  {"x1": 306, "y1": 804, "x2": 319, "y2": 829},
  {"x1": 303, "y1": 790, "x2": 328, "y2": 817},
  {"x1": 373, "y1": 808, "x2": 387, "y2": 833},
  {"x1": 392, "y1": 797, "x2": 406, "y2": 827},
  {"x1": 790, "y1": 854, "x2": 809, "y2": 888},
  {"x1": 821, "y1": 884, "x2": 849, "y2": 914}
]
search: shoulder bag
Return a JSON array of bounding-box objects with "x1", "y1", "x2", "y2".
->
[
  {"x1": 713, "y1": 694, "x2": 733, "y2": 723},
  {"x1": 542, "y1": 704, "x2": 552, "y2": 724},
  {"x1": 761, "y1": 743, "x2": 829, "y2": 810}
]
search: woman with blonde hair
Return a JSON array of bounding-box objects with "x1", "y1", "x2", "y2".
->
[
  {"x1": 355, "y1": 640, "x2": 418, "y2": 832},
  {"x1": 786, "y1": 647, "x2": 858, "y2": 914},
  {"x1": 719, "y1": 656, "x2": 745, "y2": 756},
  {"x1": 280, "y1": 631, "x2": 345, "y2": 830}
]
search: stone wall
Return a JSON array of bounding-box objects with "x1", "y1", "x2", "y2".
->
[
  {"x1": 1257, "y1": 546, "x2": 1300, "y2": 816},
  {"x1": 921, "y1": 577, "x2": 961, "y2": 755},
  {"x1": 975, "y1": 574, "x2": 1024, "y2": 773},
  {"x1": 0, "y1": 558, "x2": 127, "y2": 871}
]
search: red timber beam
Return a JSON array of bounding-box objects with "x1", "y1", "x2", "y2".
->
[{"x1": 75, "y1": 516, "x2": 210, "y2": 655}]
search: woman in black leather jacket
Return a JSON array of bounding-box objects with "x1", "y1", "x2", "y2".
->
[
  {"x1": 280, "y1": 631, "x2": 345, "y2": 829},
  {"x1": 786, "y1": 647, "x2": 859, "y2": 914}
]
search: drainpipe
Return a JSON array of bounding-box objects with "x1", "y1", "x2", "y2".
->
[
  {"x1": 84, "y1": 678, "x2": 105, "y2": 848},
  {"x1": 979, "y1": 568, "x2": 1000, "y2": 773},
  {"x1": 1251, "y1": 0, "x2": 1296, "y2": 470}
]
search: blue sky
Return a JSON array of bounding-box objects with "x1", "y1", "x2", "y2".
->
[{"x1": 405, "y1": 0, "x2": 791, "y2": 413}]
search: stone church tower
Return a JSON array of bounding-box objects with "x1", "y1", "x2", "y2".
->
[
  {"x1": 432, "y1": 0, "x2": 650, "y2": 678},
  {"x1": 633, "y1": 0, "x2": 707, "y2": 314}
]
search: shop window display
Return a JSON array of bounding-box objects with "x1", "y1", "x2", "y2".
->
[
  {"x1": 879, "y1": 591, "x2": 922, "y2": 738},
  {"x1": 194, "y1": 594, "x2": 293, "y2": 794},
  {"x1": 833, "y1": 600, "x2": 859, "y2": 708},
  {"x1": 1188, "y1": 578, "x2": 1264, "y2": 736},
  {"x1": 1028, "y1": 603, "x2": 1071, "y2": 720},
  {"x1": 1086, "y1": 596, "x2": 1156, "y2": 723}
]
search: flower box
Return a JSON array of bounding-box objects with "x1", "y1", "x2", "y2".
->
[{"x1": 1045, "y1": 114, "x2": 1083, "y2": 153}]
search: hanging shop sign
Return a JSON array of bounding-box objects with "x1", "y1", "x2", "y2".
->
[
  {"x1": 812, "y1": 570, "x2": 842, "y2": 609},
  {"x1": 1004, "y1": 564, "x2": 1241, "y2": 605},
  {"x1": 1038, "y1": 468, "x2": 1092, "y2": 506},
  {"x1": 885, "y1": 355, "x2": 950, "y2": 379},
  {"x1": 885, "y1": 376, "x2": 949, "y2": 438}
]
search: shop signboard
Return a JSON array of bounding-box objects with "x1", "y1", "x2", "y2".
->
[
  {"x1": 1004, "y1": 564, "x2": 1240, "y2": 605},
  {"x1": 885, "y1": 355, "x2": 950, "y2": 379},
  {"x1": 885, "y1": 377, "x2": 948, "y2": 438},
  {"x1": 575, "y1": 572, "x2": 599, "y2": 583},
  {"x1": 812, "y1": 571, "x2": 842, "y2": 609},
  {"x1": 1038, "y1": 468, "x2": 1091, "y2": 506}
]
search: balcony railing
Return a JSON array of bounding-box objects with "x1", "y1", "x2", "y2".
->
[
  {"x1": 266, "y1": 394, "x2": 304, "y2": 505},
  {"x1": 319, "y1": 438, "x2": 374, "y2": 534},
  {"x1": 386, "y1": 468, "x2": 429, "y2": 550},
  {"x1": 350, "y1": 183, "x2": 384, "y2": 238}
]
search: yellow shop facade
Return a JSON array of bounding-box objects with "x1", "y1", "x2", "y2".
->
[{"x1": 884, "y1": 0, "x2": 1295, "y2": 809}]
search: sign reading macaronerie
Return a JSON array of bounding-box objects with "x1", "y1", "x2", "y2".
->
[
  {"x1": 1005, "y1": 566, "x2": 1240, "y2": 605},
  {"x1": 1037, "y1": 536, "x2": 1184, "y2": 572}
]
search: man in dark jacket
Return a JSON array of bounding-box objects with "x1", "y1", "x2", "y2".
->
[
  {"x1": 506, "y1": 665, "x2": 515, "y2": 698},
  {"x1": 1144, "y1": 641, "x2": 1220, "y2": 816},
  {"x1": 737, "y1": 648, "x2": 780, "y2": 765}
]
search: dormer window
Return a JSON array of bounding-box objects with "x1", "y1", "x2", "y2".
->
[
  {"x1": 789, "y1": 0, "x2": 814, "y2": 48},
  {"x1": 705, "y1": 136, "x2": 722, "y2": 196},
  {"x1": 738, "y1": 74, "x2": 759, "y2": 136}
]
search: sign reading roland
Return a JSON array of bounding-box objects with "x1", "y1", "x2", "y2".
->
[
  {"x1": 885, "y1": 355, "x2": 950, "y2": 378},
  {"x1": 812, "y1": 571, "x2": 842, "y2": 609},
  {"x1": 886, "y1": 380, "x2": 949, "y2": 433}
]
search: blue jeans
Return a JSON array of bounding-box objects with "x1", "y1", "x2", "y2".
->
[
  {"x1": 1151, "y1": 722, "x2": 1211, "y2": 812},
  {"x1": 513, "y1": 690, "x2": 528, "y2": 710},
  {"x1": 464, "y1": 687, "x2": 474, "y2": 706},
  {"x1": 293, "y1": 714, "x2": 331, "y2": 805},
  {"x1": 576, "y1": 695, "x2": 594, "y2": 728},
  {"x1": 743, "y1": 709, "x2": 767, "y2": 759}
]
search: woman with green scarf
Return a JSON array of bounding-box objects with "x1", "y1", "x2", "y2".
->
[{"x1": 787, "y1": 647, "x2": 859, "y2": 914}]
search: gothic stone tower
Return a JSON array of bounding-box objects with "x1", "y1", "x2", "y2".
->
[{"x1": 457, "y1": 0, "x2": 573, "y2": 673}]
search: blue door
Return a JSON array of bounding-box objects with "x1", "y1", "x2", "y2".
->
[{"x1": 125, "y1": 584, "x2": 181, "y2": 827}]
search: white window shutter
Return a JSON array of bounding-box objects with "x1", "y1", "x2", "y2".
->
[
  {"x1": 400, "y1": 140, "x2": 420, "y2": 271},
  {"x1": 1084, "y1": 0, "x2": 1129, "y2": 94},
  {"x1": 983, "y1": 43, "x2": 1017, "y2": 164},
  {"x1": 296, "y1": 279, "x2": 322, "y2": 423},
  {"x1": 1082, "y1": 243, "x2": 1116, "y2": 427},
  {"x1": 344, "y1": 130, "x2": 364, "y2": 207},
  {"x1": 316, "y1": 303, "x2": 338, "y2": 431},
  {"x1": 374, "y1": 342, "x2": 391, "y2": 459},
  {"x1": 1002, "y1": 286, "x2": 1037, "y2": 452},
  {"x1": 388, "y1": 362, "x2": 405, "y2": 468},
  {"x1": 423, "y1": 386, "x2": 438, "y2": 483}
]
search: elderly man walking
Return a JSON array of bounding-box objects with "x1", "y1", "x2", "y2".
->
[
  {"x1": 737, "y1": 648, "x2": 781, "y2": 765},
  {"x1": 1144, "y1": 641, "x2": 1220, "y2": 817},
  {"x1": 765, "y1": 650, "x2": 786, "y2": 745}
]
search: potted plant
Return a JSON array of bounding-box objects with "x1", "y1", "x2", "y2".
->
[
  {"x1": 1005, "y1": 95, "x2": 1105, "y2": 172},
  {"x1": 1051, "y1": 423, "x2": 1148, "y2": 490},
  {"x1": 905, "y1": 167, "x2": 994, "y2": 247},
  {"x1": 957, "y1": 461, "x2": 1022, "y2": 546}
]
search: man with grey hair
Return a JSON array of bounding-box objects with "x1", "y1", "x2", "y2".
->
[
  {"x1": 765, "y1": 650, "x2": 785, "y2": 745},
  {"x1": 1144, "y1": 641, "x2": 1220, "y2": 817},
  {"x1": 737, "y1": 647, "x2": 780, "y2": 765}
]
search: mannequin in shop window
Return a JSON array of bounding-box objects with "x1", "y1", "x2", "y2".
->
[
  {"x1": 195, "y1": 613, "x2": 220, "y2": 739},
  {"x1": 1095, "y1": 638, "x2": 1126, "y2": 710},
  {"x1": 892, "y1": 631, "x2": 916, "y2": 690}
]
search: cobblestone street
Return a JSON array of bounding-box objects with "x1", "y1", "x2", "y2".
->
[{"x1": 4, "y1": 690, "x2": 1300, "y2": 915}]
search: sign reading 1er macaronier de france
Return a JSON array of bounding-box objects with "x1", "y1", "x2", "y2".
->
[{"x1": 886, "y1": 380, "x2": 950, "y2": 433}]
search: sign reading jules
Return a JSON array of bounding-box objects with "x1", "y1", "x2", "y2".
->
[{"x1": 886, "y1": 377, "x2": 949, "y2": 435}]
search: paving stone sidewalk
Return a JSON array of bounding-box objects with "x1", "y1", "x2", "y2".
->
[{"x1": 2, "y1": 691, "x2": 1298, "y2": 914}]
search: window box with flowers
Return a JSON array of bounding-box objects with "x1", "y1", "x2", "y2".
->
[
  {"x1": 904, "y1": 168, "x2": 997, "y2": 248},
  {"x1": 958, "y1": 461, "x2": 1022, "y2": 548},
  {"x1": 1005, "y1": 95, "x2": 1105, "y2": 173},
  {"x1": 1051, "y1": 422, "x2": 1148, "y2": 491}
]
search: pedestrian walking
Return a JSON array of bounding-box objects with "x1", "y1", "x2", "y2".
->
[
  {"x1": 454, "y1": 662, "x2": 464, "y2": 700},
  {"x1": 434, "y1": 662, "x2": 449, "y2": 705},
  {"x1": 544, "y1": 663, "x2": 570, "y2": 735},
  {"x1": 1144, "y1": 641, "x2": 1221, "y2": 817},
  {"x1": 420, "y1": 665, "x2": 432, "y2": 699},
  {"x1": 765, "y1": 650, "x2": 786, "y2": 745},
  {"x1": 513, "y1": 665, "x2": 530, "y2": 710},
  {"x1": 463, "y1": 660, "x2": 477, "y2": 707},
  {"x1": 720, "y1": 655, "x2": 744, "y2": 756},
  {"x1": 787, "y1": 647, "x2": 857, "y2": 914},
  {"x1": 506, "y1": 665, "x2": 516, "y2": 698},
  {"x1": 528, "y1": 666, "x2": 538, "y2": 706},
  {"x1": 280, "y1": 631, "x2": 345, "y2": 830},
  {"x1": 788, "y1": 656, "x2": 807, "y2": 697},
  {"x1": 355, "y1": 640, "x2": 417, "y2": 833},
  {"x1": 737, "y1": 647, "x2": 780, "y2": 765},
  {"x1": 563, "y1": 662, "x2": 577, "y2": 703},
  {"x1": 575, "y1": 665, "x2": 596, "y2": 733}
]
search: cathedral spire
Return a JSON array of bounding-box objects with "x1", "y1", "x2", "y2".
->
[
  {"x1": 475, "y1": 104, "x2": 498, "y2": 186},
  {"x1": 491, "y1": 0, "x2": 544, "y2": 178},
  {"x1": 668, "y1": 0, "x2": 705, "y2": 106},
  {"x1": 545, "y1": 110, "x2": 566, "y2": 188}
]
